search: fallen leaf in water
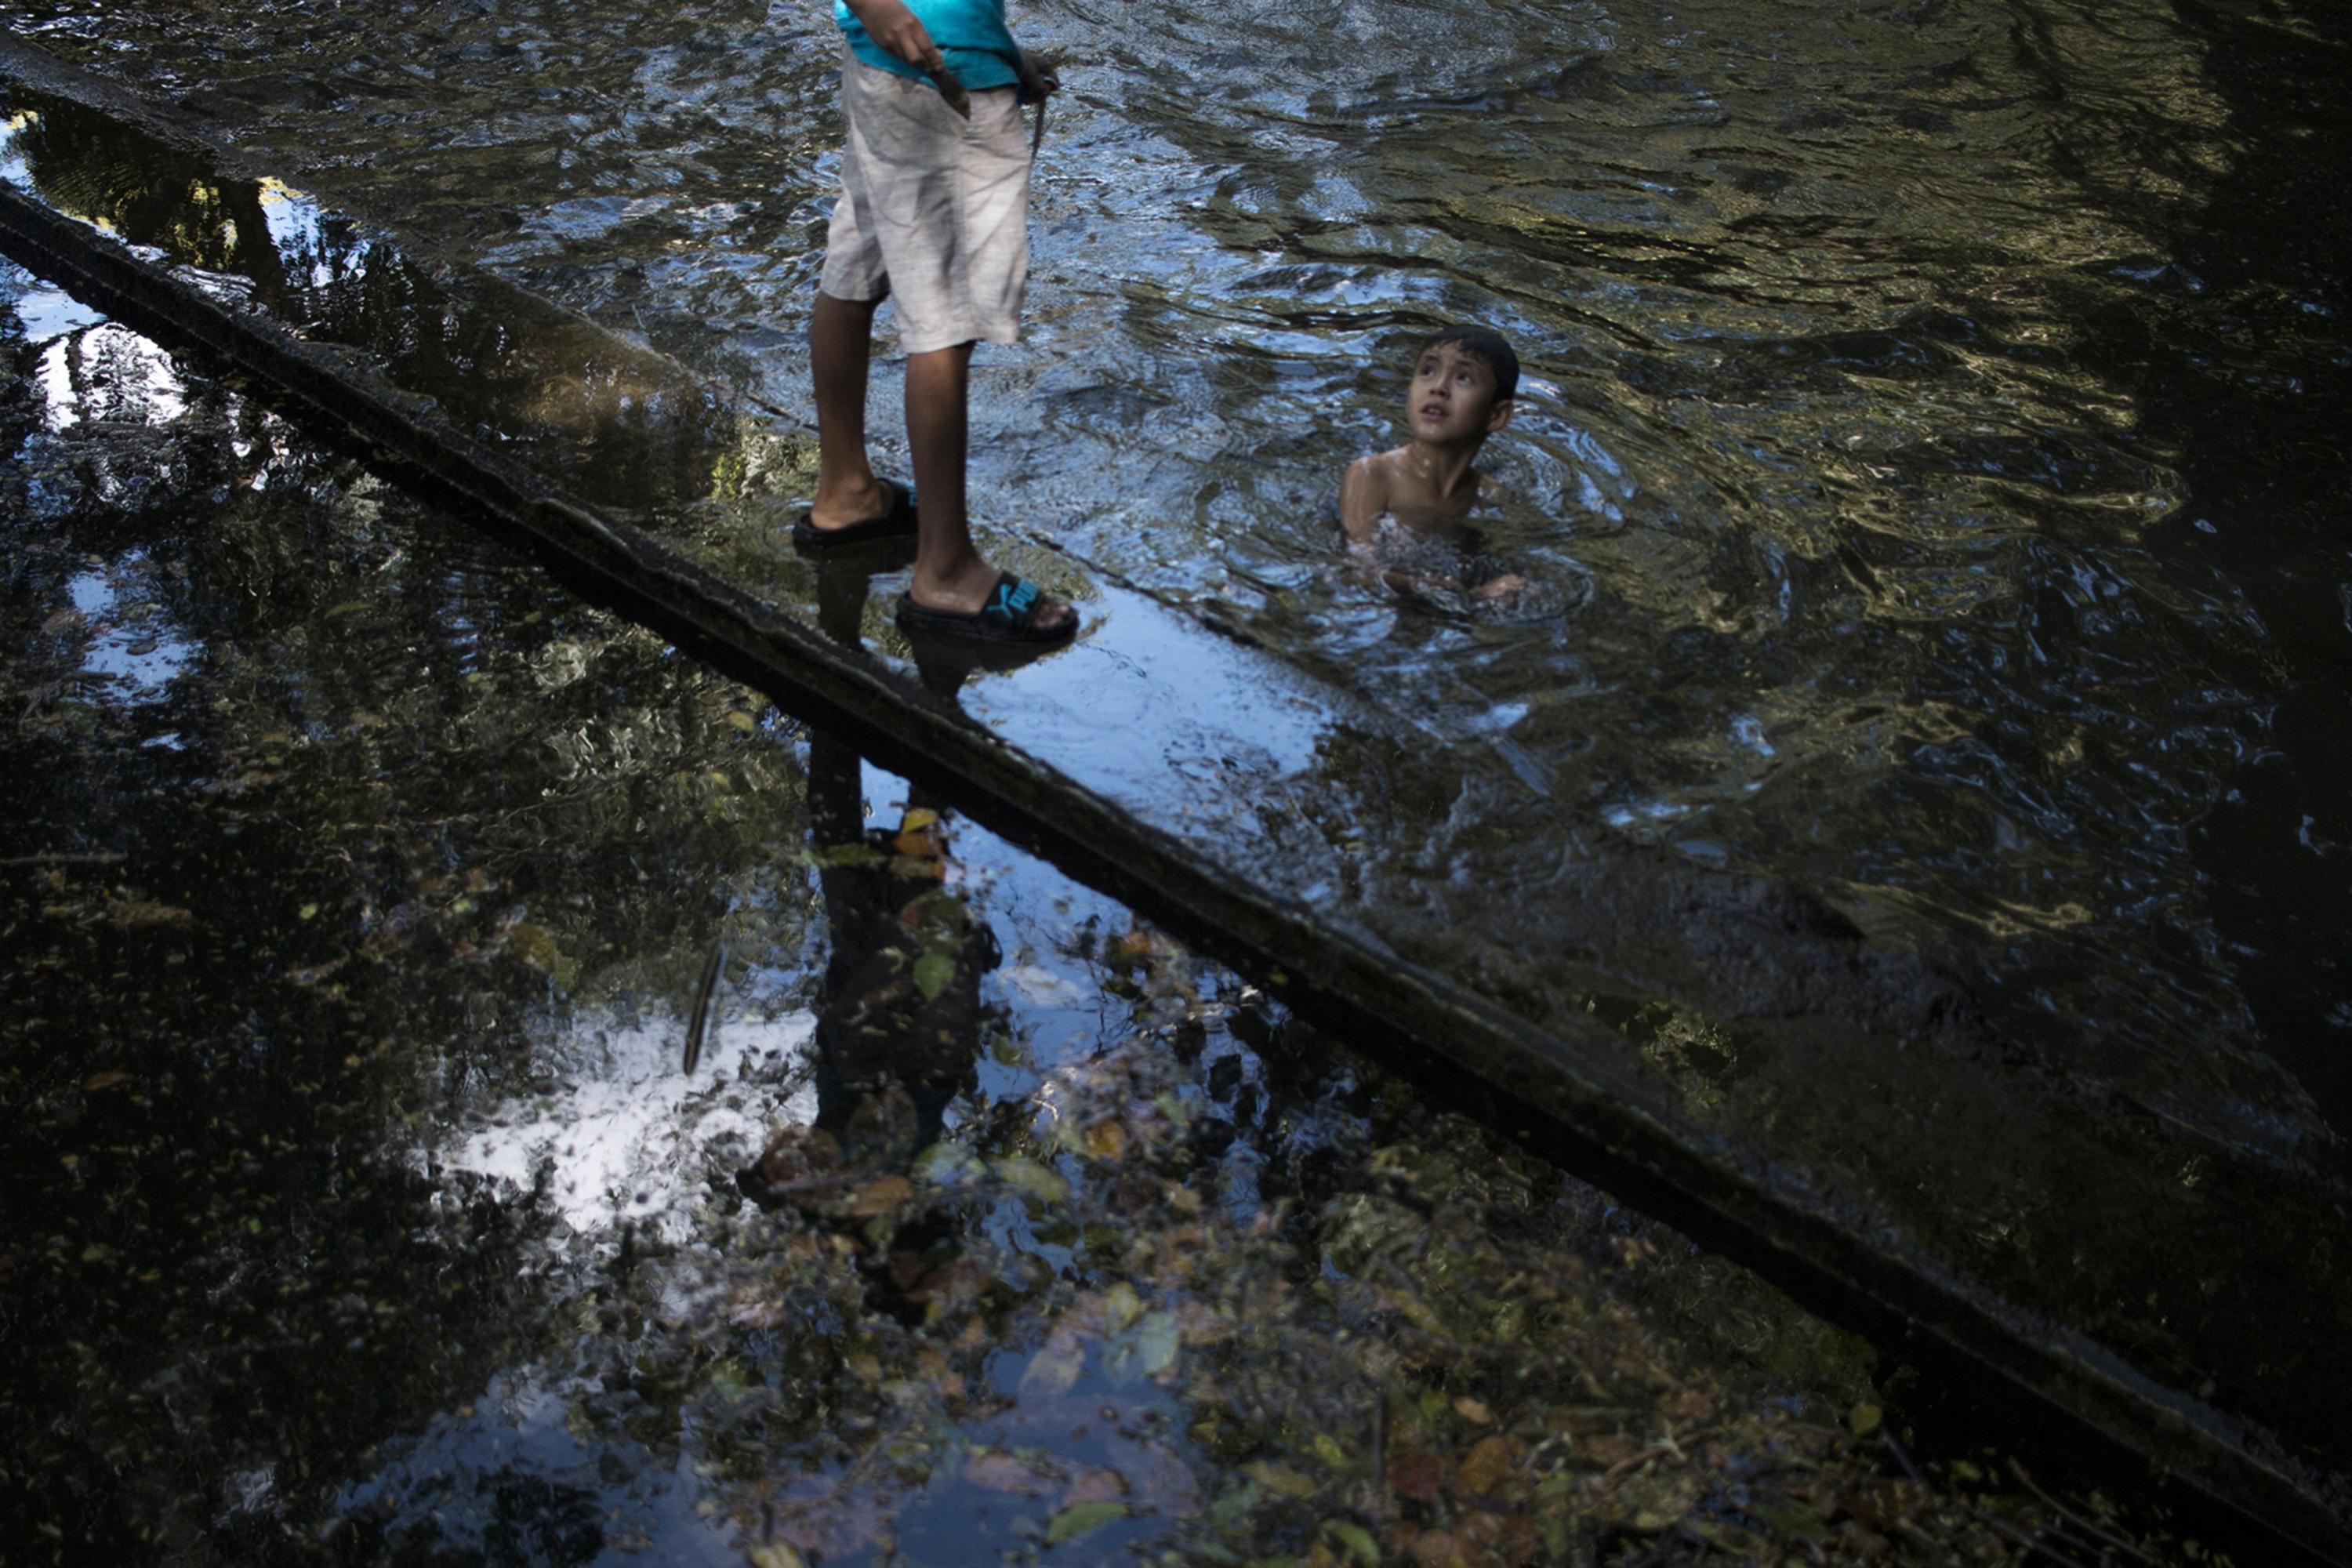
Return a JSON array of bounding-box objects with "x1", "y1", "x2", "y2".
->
[
  {"x1": 506, "y1": 922, "x2": 561, "y2": 973},
  {"x1": 1458, "y1": 1434, "x2": 1514, "y2": 1497},
  {"x1": 1112, "y1": 1435, "x2": 1197, "y2": 1511},
  {"x1": 1107, "y1": 928, "x2": 1169, "y2": 967},
  {"x1": 1004, "y1": 964, "x2": 1083, "y2": 1005},
  {"x1": 891, "y1": 809, "x2": 942, "y2": 857},
  {"x1": 847, "y1": 1176, "x2": 913, "y2": 1217},
  {"x1": 1134, "y1": 1311, "x2": 1180, "y2": 1376},
  {"x1": 1407, "y1": 1526, "x2": 1461, "y2": 1566},
  {"x1": 1043, "y1": 1499, "x2": 1127, "y2": 1545},
  {"x1": 104, "y1": 898, "x2": 193, "y2": 930},
  {"x1": 1388, "y1": 1450, "x2": 1446, "y2": 1503},
  {"x1": 1018, "y1": 1328, "x2": 1085, "y2": 1399},
  {"x1": 1322, "y1": 1518, "x2": 1381, "y2": 1565},
  {"x1": 1247, "y1": 1461, "x2": 1316, "y2": 1499},
  {"x1": 965, "y1": 1450, "x2": 1051, "y2": 1495},
  {"x1": 1582, "y1": 1432, "x2": 1639, "y2": 1468},
  {"x1": 1062, "y1": 1468, "x2": 1127, "y2": 1507},
  {"x1": 913, "y1": 950, "x2": 955, "y2": 1001},
  {"x1": 1100, "y1": 1282, "x2": 1143, "y2": 1333},
  {"x1": 993, "y1": 1156, "x2": 1066, "y2": 1204}
]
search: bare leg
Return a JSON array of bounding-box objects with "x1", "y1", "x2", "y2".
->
[
  {"x1": 809, "y1": 290, "x2": 893, "y2": 529},
  {"x1": 903, "y1": 341, "x2": 1073, "y2": 630}
]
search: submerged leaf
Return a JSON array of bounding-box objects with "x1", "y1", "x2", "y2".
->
[
  {"x1": 993, "y1": 1156, "x2": 1067, "y2": 1204},
  {"x1": 1386, "y1": 1450, "x2": 1446, "y2": 1504},
  {"x1": 846, "y1": 1176, "x2": 913, "y2": 1217},
  {"x1": 1018, "y1": 1330, "x2": 1085, "y2": 1399},
  {"x1": 965, "y1": 1450, "x2": 1052, "y2": 1495},
  {"x1": 1457, "y1": 1435, "x2": 1513, "y2": 1497},
  {"x1": 913, "y1": 950, "x2": 955, "y2": 1001},
  {"x1": 104, "y1": 898, "x2": 194, "y2": 930},
  {"x1": 1322, "y1": 1518, "x2": 1380, "y2": 1565},
  {"x1": 1101, "y1": 1282, "x2": 1144, "y2": 1333},
  {"x1": 506, "y1": 921, "x2": 561, "y2": 973},
  {"x1": 1134, "y1": 1310, "x2": 1181, "y2": 1376},
  {"x1": 1043, "y1": 1500, "x2": 1127, "y2": 1545}
]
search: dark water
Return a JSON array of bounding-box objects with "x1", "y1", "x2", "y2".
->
[
  {"x1": 16, "y1": 0, "x2": 2345, "y2": 1137},
  {"x1": 0, "y1": 265, "x2": 2099, "y2": 1566},
  {"x1": 4, "y1": 0, "x2": 2350, "y2": 1535}
]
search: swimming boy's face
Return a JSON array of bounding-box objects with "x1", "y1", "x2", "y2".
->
[{"x1": 1407, "y1": 340, "x2": 1513, "y2": 445}]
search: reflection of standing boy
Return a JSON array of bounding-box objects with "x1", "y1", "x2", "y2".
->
[{"x1": 800, "y1": 0, "x2": 1079, "y2": 646}]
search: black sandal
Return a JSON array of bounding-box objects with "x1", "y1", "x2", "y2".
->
[
  {"x1": 792, "y1": 479, "x2": 918, "y2": 554},
  {"x1": 894, "y1": 571, "x2": 1077, "y2": 646}
]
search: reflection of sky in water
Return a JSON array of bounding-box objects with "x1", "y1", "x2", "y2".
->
[
  {"x1": 257, "y1": 178, "x2": 361, "y2": 288},
  {"x1": 11, "y1": 281, "x2": 105, "y2": 344},
  {"x1": 66, "y1": 564, "x2": 195, "y2": 703},
  {"x1": 434, "y1": 1007, "x2": 815, "y2": 1245},
  {"x1": 0, "y1": 108, "x2": 31, "y2": 191},
  {"x1": 35, "y1": 321, "x2": 188, "y2": 430}
]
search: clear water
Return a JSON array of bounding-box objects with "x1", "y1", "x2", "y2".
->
[
  {"x1": 2, "y1": 265, "x2": 2087, "y2": 1566},
  {"x1": 5, "y1": 0, "x2": 2350, "y2": 1523},
  {"x1": 17, "y1": 0, "x2": 2343, "y2": 1134}
]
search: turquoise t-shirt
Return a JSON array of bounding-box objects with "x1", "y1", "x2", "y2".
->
[{"x1": 835, "y1": 1, "x2": 1021, "y2": 93}]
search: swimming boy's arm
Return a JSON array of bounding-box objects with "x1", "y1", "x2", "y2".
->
[
  {"x1": 1338, "y1": 453, "x2": 1388, "y2": 543},
  {"x1": 839, "y1": 0, "x2": 946, "y2": 74}
]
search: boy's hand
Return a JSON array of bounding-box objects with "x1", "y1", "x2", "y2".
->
[
  {"x1": 1017, "y1": 47, "x2": 1060, "y2": 101},
  {"x1": 842, "y1": 0, "x2": 945, "y2": 75},
  {"x1": 1474, "y1": 572, "x2": 1530, "y2": 603}
]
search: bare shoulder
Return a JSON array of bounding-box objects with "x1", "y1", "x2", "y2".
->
[{"x1": 1339, "y1": 449, "x2": 1398, "y2": 540}]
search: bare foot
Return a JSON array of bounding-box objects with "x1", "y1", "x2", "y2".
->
[{"x1": 808, "y1": 473, "x2": 898, "y2": 532}]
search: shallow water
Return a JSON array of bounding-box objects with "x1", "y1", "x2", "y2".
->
[
  {"x1": 5, "y1": 0, "x2": 2352, "y2": 1512},
  {"x1": 0, "y1": 269, "x2": 2114, "y2": 1565},
  {"x1": 17, "y1": 0, "x2": 2343, "y2": 1139}
]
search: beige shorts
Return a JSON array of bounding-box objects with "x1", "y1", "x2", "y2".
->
[{"x1": 818, "y1": 50, "x2": 1030, "y2": 355}]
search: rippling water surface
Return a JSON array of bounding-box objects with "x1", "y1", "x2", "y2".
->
[
  {"x1": 9, "y1": 0, "x2": 2351, "y2": 1491},
  {"x1": 27, "y1": 0, "x2": 2343, "y2": 1145},
  {"x1": 9, "y1": 263, "x2": 2083, "y2": 1564}
]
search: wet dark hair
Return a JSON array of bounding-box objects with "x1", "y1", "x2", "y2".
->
[{"x1": 1421, "y1": 324, "x2": 1519, "y2": 402}]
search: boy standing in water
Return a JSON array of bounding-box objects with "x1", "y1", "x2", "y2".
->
[
  {"x1": 1340, "y1": 324, "x2": 1528, "y2": 602},
  {"x1": 797, "y1": 0, "x2": 1077, "y2": 645}
]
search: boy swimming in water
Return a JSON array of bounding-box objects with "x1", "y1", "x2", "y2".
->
[{"x1": 1339, "y1": 324, "x2": 1528, "y2": 602}]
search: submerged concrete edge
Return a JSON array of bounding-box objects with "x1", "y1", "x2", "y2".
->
[{"x1": 0, "y1": 52, "x2": 2340, "y2": 1566}]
